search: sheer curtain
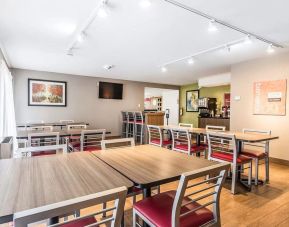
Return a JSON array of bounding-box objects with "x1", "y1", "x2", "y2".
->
[{"x1": 0, "y1": 59, "x2": 17, "y2": 147}]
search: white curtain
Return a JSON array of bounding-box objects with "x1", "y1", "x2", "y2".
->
[{"x1": 0, "y1": 59, "x2": 17, "y2": 144}]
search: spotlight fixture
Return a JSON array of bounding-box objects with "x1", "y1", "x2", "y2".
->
[
  {"x1": 244, "y1": 35, "x2": 253, "y2": 44},
  {"x1": 161, "y1": 66, "x2": 167, "y2": 72},
  {"x1": 77, "y1": 33, "x2": 85, "y2": 43},
  {"x1": 97, "y1": 0, "x2": 109, "y2": 18},
  {"x1": 267, "y1": 44, "x2": 275, "y2": 54},
  {"x1": 139, "y1": 0, "x2": 151, "y2": 8},
  {"x1": 187, "y1": 58, "x2": 194, "y2": 65},
  {"x1": 226, "y1": 45, "x2": 231, "y2": 53},
  {"x1": 208, "y1": 19, "x2": 218, "y2": 32}
]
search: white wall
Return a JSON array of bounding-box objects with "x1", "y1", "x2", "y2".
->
[
  {"x1": 162, "y1": 90, "x2": 179, "y2": 125},
  {"x1": 230, "y1": 51, "x2": 289, "y2": 161},
  {"x1": 12, "y1": 68, "x2": 179, "y2": 136}
]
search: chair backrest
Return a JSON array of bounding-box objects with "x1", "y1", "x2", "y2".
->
[
  {"x1": 172, "y1": 163, "x2": 230, "y2": 227},
  {"x1": 206, "y1": 125, "x2": 226, "y2": 131},
  {"x1": 242, "y1": 128, "x2": 271, "y2": 153},
  {"x1": 60, "y1": 120, "x2": 75, "y2": 124},
  {"x1": 17, "y1": 144, "x2": 67, "y2": 157},
  {"x1": 207, "y1": 132, "x2": 238, "y2": 164},
  {"x1": 171, "y1": 128, "x2": 191, "y2": 155},
  {"x1": 101, "y1": 138, "x2": 135, "y2": 150},
  {"x1": 67, "y1": 124, "x2": 87, "y2": 130},
  {"x1": 13, "y1": 186, "x2": 128, "y2": 227},
  {"x1": 81, "y1": 129, "x2": 106, "y2": 151},
  {"x1": 178, "y1": 123, "x2": 193, "y2": 128},
  {"x1": 121, "y1": 111, "x2": 128, "y2": 122},
  {"x1": 134, "y1": 111, "x2": 144, "y2": 123},
  {"x1": 28, "y1": 132, "x2": 60, "y2": 147},
  {"x1": 28, "y1": 126, "x2": 53, "y2": 132},
  {"x1": 147, "y1": 125, "x2": 163, "y2": 147},
  {"x1": 127, "y1": 111, "x2": 135, "y2": 123}
]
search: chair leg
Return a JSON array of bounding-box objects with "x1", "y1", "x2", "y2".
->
[
  {"x1": 132, "y1": 195, "x2": 136, "y2": 204},
  {"x1": 248, "y1": 161, "x2": 252, "y2": 187},
  {"x1": 231, "y1": 165, "x2": 237, "y2": 194},
  {"x1": 102, "y1": 202, "x2": 107, "y2": 217},
  {"x1": 265, "y1": 156, "x2": 270, "y2": 183},
  {"x1": 255, "y1": 159, "x2": 259, "y2": 186},
  {"x1": 140, "y1": 125, "x2": 143, "y2": 144}
]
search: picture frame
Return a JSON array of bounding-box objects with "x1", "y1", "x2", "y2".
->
[
  {"x1": 28, "y1": 79, "x2": 67, "y2": 107},
  {"x1": 186, "y1": 90, "x2": 199, "y2": 112}
]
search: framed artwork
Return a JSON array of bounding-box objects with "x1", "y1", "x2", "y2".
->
[
  {"x1": 186, "y1": 90, "x2": 199, "y2": 112},
  {"x1": 253, "y1": 79, "x2": 287, "y2": 115},
  {"x1": 28, "y1": 79, "x2": 67, "y2": 106}
]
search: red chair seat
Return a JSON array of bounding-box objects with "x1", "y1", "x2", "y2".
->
[
  {"x1": 62, "y1": 217, "x2": 96, "y2": 227},
  {"x1": 211, "y1": 151, "x2": 252, "y2": 164},
  {"x1": 241, "y1": 149, "x2": 266, "y2": 159},
  {"x1": 175, "y1": 144, "x2": 206, "y2": 154},
  {"x1": 69, "y1": 136, "x2": 80, "y2": 140},
  {"x1": 134, "y1": 190, "x2": 214, "y2": 227},
  {"x1": 151, "y1": 139, "x2": 172, "y2": 146},
  {"x1": 32, "y1": 150, "x2": 56, "y2": 156},
  {"x1": 135, "y1": 120, "x2": 144, "y2": 124},
  {"x1": 73, "y1": 146, "x2": 101, "y2": 152}
]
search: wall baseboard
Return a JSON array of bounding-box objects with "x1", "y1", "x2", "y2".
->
[{"x1": 270, "y1": 157, "x2": 289, "y2": 166}]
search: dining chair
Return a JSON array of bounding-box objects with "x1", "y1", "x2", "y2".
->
[
  {"x1": 67, "y1": 124, "x2": 87, "y2": 141},
  {"x1": 101, "y1": 138, "x2": 135, "y2": 150},
  {"x1": 171, "y1": 128, "x2": 206, "y2": 156},
  {"x1": 178, "y1": 123, "x2": 193, "y2": 128},
  {"x1": 121, "y1": 111, "x2": 129, "y2": 138},
  {"x1": 60, "y1": 120, "x2": 75, "y2": 124},
  {"x1": 241, "y1": 128, "x2": 271, "y2": 185},
  {"x1": 17, "y1": 144, "x2": 67, "y2": 158},
  {"x1": 14, "y1": 186, "x2": 127, "y2": 227},
  {"x1": 202, "y1": 125, "x2": 226, "y2": 146},
  {"x1": 147, "y1": 125, "x2": 172, "y2": 148},
  {"x1": 207, "y1": 131, "x2": 252, "y2": 194},
  {"x1": 133, "y1": 163, "x2": 229, "y2": 227},
  {"x1": 28, "y1": 126, "x2": 53, "y2": 132},
  {"x1": 127, "y1": 111, "x2": 135, "y2": 138},
  {"x1": 134, "y1": 111, "x2": 145, "y2": 144},
  {"x1": 26, "y1": 132, "x2": 61, "y2": 156},
  {"x1": 71, "y1": 129, "x2": 106, "y2": 152}
]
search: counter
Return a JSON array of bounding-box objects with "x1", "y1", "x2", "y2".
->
[{"x1": 198, "y1": 117, "x2": 230, "y2": 130}]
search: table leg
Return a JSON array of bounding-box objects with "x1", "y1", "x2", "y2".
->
[
  {"x1": 196, "y1": 134, "x2": 201, "y2": 157},
  {"x1": 143, "y1": 187, "x2": 152, "y2": 227},
  {"x1": 237, "y1": 140, "x2": 252, "y2": 191}
]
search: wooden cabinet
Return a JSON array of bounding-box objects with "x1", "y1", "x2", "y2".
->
[{"x1": 198, "y1": 117, "x2": 230, "y2": 130}]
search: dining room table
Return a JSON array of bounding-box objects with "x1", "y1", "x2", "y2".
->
[
  {"x1": 93, "y1": 144, "x2": 227, "y2": 197},
  {"x1": 0, "y1": 152, "x2": 133, "y2": 224},
  {"x1": 16, "y1": 122, "x2": 89, "y2": 128}
]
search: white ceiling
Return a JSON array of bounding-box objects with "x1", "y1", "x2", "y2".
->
[{"x1": 0, "y1": 0, "x2": 288, "y2": 85}]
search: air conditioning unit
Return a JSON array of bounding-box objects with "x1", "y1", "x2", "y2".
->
[
  {"x1": 198, "y1": 73, "x2": 231, "y2": 88},
  {"x1": 0, "y1": 137, "x2": 13, "y2": 159}
]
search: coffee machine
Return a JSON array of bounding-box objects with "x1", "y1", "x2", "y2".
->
[{"x1": 198, "y1": 97, "x2": 217, "y2": 117}]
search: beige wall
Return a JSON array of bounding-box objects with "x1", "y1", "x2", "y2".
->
[
  {"x1": 12, "y1": 68, "x2": 178, "y2": 136},
  {"x1": 230, "y1": 51, "x2": 289, "y2": 161}
]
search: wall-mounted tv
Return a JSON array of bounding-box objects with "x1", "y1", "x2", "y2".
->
[{"x1": 98, "y1": 82, "x2": 123, "y2": 100}]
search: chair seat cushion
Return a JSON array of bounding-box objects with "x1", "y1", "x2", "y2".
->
[
  {"x1": 73, "y1": 146, "x2": 101, "y2": 152},
  {"x1": 62, "y1": 217, "x2": 96, "y2": 227},
  {"x1": 134, "y1": 190, "x2": 214, "y2": 227},
  {"x1": 151, "y1": 139, "x2": 172, "y2": 146},
  {"x1": 31, "y1": 150, "x2": 56, "y2": 156},
  {"x1": 211, "y1": 151, "x2": 252, "y2": 163},
  {"x1": 175, "y1": 144, "x2": 206, "y2": 153},
  {"x1": 69, "y1": 136, "x2": 80, "y2": 140},
  {"x1": 241, "y1": 149, "x2": 266, "y2": 159}
]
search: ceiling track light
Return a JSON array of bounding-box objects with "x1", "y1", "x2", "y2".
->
[
  {"x1": 161, "y1": 66, "x2": 167, "y2": 72},
  {"x1": 187, "y1": 58, "x2": 195, "y2": 65},
  {"x1": 267, "y1": 44, "x2": 275, "y2": 54},
  {"x1": 66, "y1": 0, "x2": 110, "y2": 56},
  {"x1": 208, "y1": 19, "x2": 218, "y2": 32},
  {"x1": 163, "y1": 0, "x2": 284, "y2": 49}
]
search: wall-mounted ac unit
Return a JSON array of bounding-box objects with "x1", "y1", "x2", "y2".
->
[
  {"x1": 198, "y1": 73, "x2": 231, "y2": 88},
  {"x1": 0, "y1": 137, "x2": 13, "y2": 159}
]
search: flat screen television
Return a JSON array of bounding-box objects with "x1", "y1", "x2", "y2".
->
[{"x1": 98, "y1": 82, "x2": 123, "y2": 99}]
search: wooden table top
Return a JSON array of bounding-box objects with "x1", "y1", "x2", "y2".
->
[
  {"x1": 16, "y1": 128, "x2": 111, "y2": 139},
  {"x1": 0, "y1": 152, "x2": 133, "y2": 223},
  {"x1": 160, "y1": 125, "x2": 279, "y2": 142},
  {"x1": 16, "y1": 122, "x2": 89, "y2": 128},
  {"x1": 93, "y1": 145, "x2": 221, "y2": 188}
]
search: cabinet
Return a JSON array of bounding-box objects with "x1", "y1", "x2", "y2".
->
[{"x1": 198, "y1": 117, "x2": 230, "y2": 130}]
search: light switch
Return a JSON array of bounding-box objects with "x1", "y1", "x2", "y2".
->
[{"x1": 234, "y1": 96, "x2": 241, "y2": 101}]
